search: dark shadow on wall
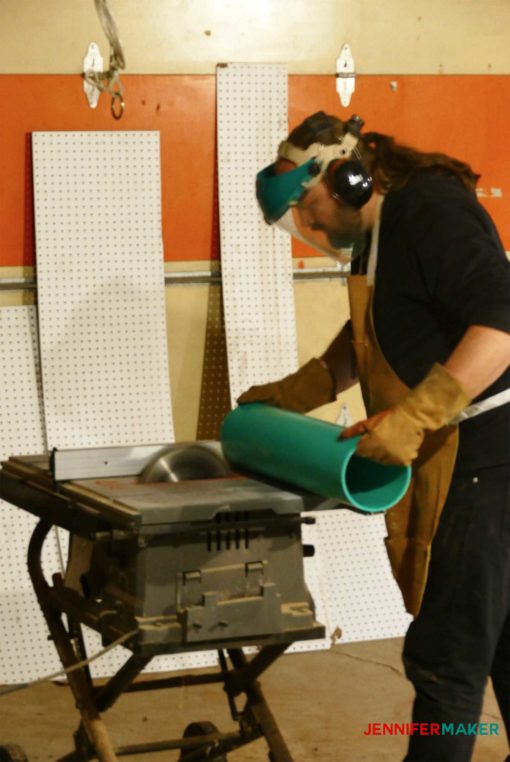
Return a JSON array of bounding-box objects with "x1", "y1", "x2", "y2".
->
[
  {"x1": 24, "y1": 133, "x2": 36, "y2": 268},
  {"x1": 196, "y1": 286, "x2": 231, "y2": 441}
]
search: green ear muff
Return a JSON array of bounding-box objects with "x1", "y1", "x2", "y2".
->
[{"x1": 256, "y1": 158, "x2": 320, "y2": 223}]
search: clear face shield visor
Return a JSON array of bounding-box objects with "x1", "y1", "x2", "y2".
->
[
  {"x1": 277, "y1": 209, "x2": 355, "y2": 265},
  {"x1": 256, "y1": 155, "x2": 357, "y2": 264}
]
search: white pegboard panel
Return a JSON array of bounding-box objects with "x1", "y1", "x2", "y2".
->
[
  {"x1": 32, "y1": 131, "x2": 174, "y2": 450},
  {"x1": 30, "y1": 131, "x2": 216, "y2": 677},
  {"x1": 313, "y1": 510, "x2": 412, "y2": 643},
  {"x1": 217, "y1": 63, "x2": 330, "y2": 652},
  {"x1": 217, "y1": 63, "x2": 299, "y2": 401},
  {"x1": 0, "y1": 307, "x2": 46, "y2": 455},
  {"x1": 0, "y1": 306, "x2": 65, "y2": 683}
]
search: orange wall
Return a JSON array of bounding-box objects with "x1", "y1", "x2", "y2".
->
[{"x1": 1, "y1": 74, "x2": 509, "y2": 267}]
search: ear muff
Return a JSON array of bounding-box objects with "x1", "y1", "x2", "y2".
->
[{"x1": 327, "y1": 159, "x2": 373, "y2": 210}]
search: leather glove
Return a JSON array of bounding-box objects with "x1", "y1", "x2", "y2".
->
[
  {"x1": 237, "y1": 358, "x2": 336, "y2": 414},
  {"x1": 341, "y1": 363, "x2": 471, "y2": 466}
]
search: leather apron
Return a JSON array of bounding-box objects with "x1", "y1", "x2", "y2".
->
[{"x1": 347, "y1": 208, "x2": 459, "y2": 616}]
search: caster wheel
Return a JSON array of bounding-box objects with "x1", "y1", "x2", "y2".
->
[
  {"x1": 0, "y1": 746, "x2": 29, "y2": 762},
  {"x1": 179, "y1": 722, "x2": 227, "y2": 761}
]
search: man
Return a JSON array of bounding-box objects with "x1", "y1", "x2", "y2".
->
[{"x1": 238, "y1": 111, "x2": 510, "y2": 761}]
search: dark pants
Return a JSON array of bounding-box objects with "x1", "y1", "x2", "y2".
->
[{"x1": 402, "y1": 465, "x2": 510, "y2": 762}]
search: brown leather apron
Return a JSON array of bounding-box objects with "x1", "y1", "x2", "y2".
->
[{"x1": 347, "y1": 222, "x2": 459, "y2": 616}]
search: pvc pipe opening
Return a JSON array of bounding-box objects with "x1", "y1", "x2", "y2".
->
[{"x1": 342, "y1": 453, "x2": 411, "y2": 512}]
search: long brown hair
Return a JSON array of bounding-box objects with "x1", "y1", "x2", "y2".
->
[
  {"x1": 287, "y1": 112, "x2": 480, "y2": 192},
  {"x1": 363, "y1": 131, "x2": 479, "y2": 192}
]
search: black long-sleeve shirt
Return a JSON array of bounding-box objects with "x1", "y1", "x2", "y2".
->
[{"x1": 353, "y1": 171, "x2": 510, "y2": 472}]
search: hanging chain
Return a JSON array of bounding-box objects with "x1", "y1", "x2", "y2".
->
[{"x1": 84, "y1": 0, "x2": 126, "y2": 119}]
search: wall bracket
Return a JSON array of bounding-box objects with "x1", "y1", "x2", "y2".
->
[
  {"x1": 336, "y1": 43, "x2": 356, "y2": 108},
  {"x1": 83, "y1": 42, "x2": 104, "y2": 108}
]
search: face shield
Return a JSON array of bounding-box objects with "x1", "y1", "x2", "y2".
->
[
  {"x1": 276, "y1": 209, "x2": 356, "y2": 265},
  {"x1": 255, "y1": 133, "x2": 364, "y2": 263}
]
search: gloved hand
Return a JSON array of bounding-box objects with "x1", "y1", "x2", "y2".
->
[
  {"x1": 237, "y1": 358, "x2": 336, "y2": 414},
  {"x1": 341, "y1": 364, "x2": 471, "y2": 466}
]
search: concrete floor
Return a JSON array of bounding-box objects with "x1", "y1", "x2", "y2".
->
[{"x1": 0, "y1": 638, "x2": 507, "y2": 762}]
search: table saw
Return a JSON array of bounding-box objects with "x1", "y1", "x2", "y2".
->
[{"x1": 0, "y1": 441, "x2": 341, "y2": 762}]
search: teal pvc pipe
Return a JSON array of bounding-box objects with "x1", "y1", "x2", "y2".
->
[{"x1": 220, "y1": 404, "x2": 411, "y2": 513}]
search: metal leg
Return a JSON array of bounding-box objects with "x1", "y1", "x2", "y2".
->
[
  {"x1": 227, "y1": 649, "x2": 295, "y2": 762},
  {"x1": 95, "y1": 655, "x2": 152, "y2": 712},
  {"x1": 28, "y1": 520, "x2": 118, "y2": 762},
  {"x1": 225, "y1": 643, "x2": 288, "y2": 696}
]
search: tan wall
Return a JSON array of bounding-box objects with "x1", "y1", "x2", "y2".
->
[{"x1": 1, "y1": 0, "x2": 510, "y2": 75}]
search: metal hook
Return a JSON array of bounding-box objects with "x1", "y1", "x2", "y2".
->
[
  {"x1": 109, "y1": 72, "x2": 124, "y2": 119},
  {"x1": 111, "y1": 89, "x2": 125, "y2": 120}
]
